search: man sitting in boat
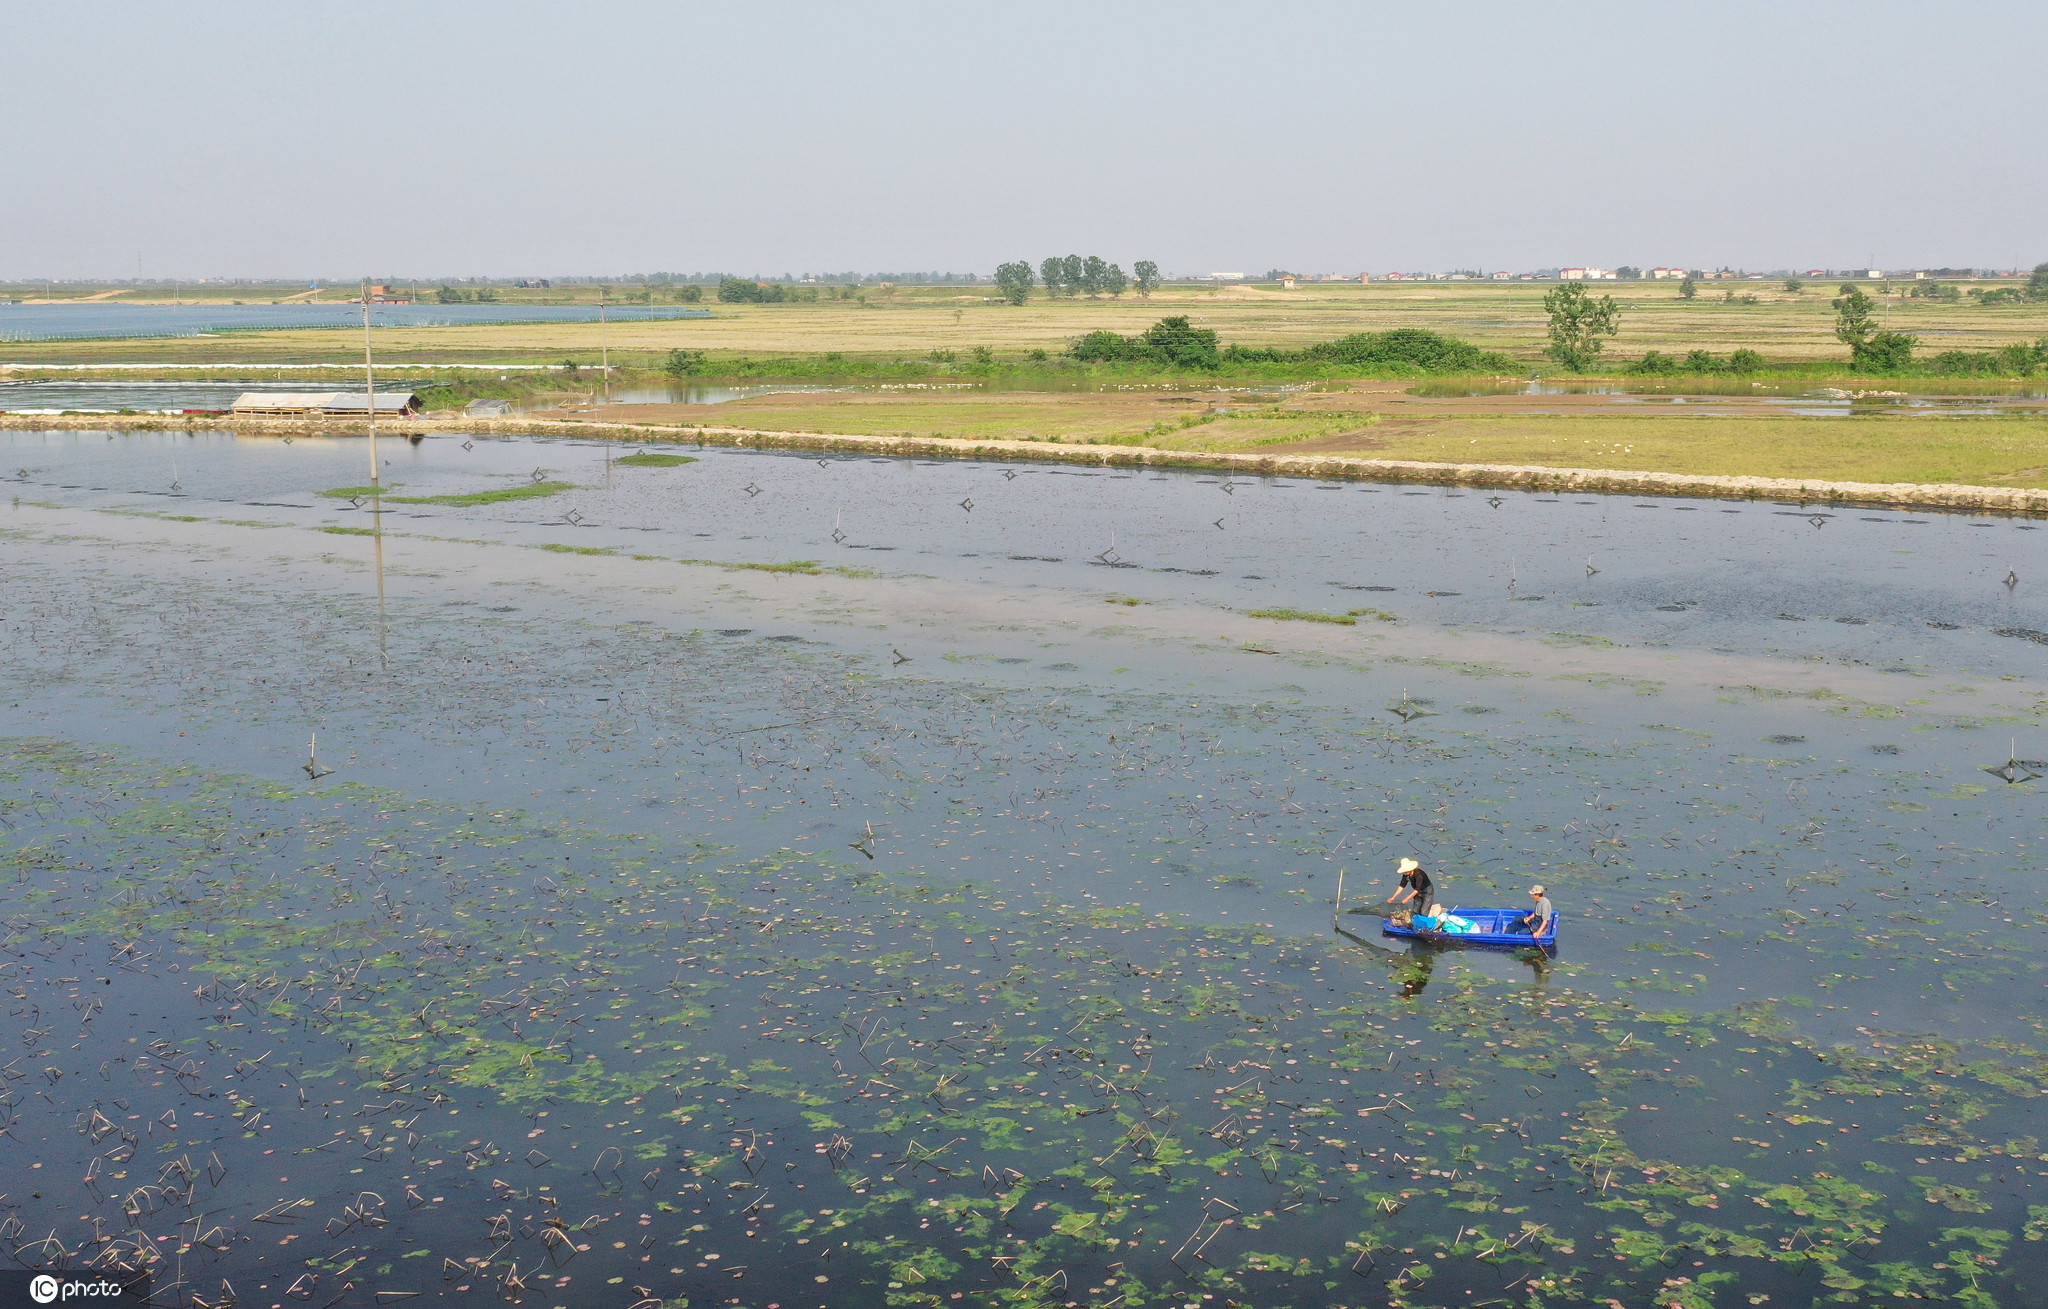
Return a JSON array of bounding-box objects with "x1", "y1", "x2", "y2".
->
[
  {"x1": 1385, "y1": 857, "x2": 1433, "y2": 910},
  {"x1": 1507, "y1": 885, "x2": 1554, "y2": 936}
]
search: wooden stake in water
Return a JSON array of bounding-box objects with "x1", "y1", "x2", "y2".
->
[
  {"x1": 1333, "y1": 867, "x2": 1346, "y2": 929},
  {"x1": 362, "y1": 279, "x2": 379, "y2": 488}
]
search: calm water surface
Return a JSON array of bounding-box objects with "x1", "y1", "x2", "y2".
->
[{"x1": 3, "y1": 428, "x2": 2046, "y2": 1307}]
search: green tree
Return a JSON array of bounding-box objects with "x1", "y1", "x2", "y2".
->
[
  {"x1": 1729, "y1": 348, "x2": 1765, "y2": 374},
  {"x1": 2030, "y1": 262, "x2": 2048, "y2": 300},
  {"x1": 1062, "y1": 255, "x2": 1085, "y2": 297},
  {"x1": 1784, "y1": 278, "x2": 1804, "y2": 293},
  {"x1": 994, "y1": 261, "x2": 1035, "y2": 306},
  {"x1": 1080, "y1": 255, "x2": 1109, "y2": 297},
  {"x1": 1835, "y1": 286, "x2": 1916, "y2": 370},
  {"x1": 1133, "y1": 261, "x2": 1160, "y2": 297},
  {"x1": 1100, "y1": 263, "x2": 1128, "y2": 297},
  {"x1": 1678, "y1": 276, "x2": 1697, "y2": 300},
  {"x1": 662, "y1": 349, "x2": 706, "y2": 378},
  {"x1": 1039, "y1": 257, "x2": 1065, "y2": 298},
  {"x1": 1543, "y1": 282, "x2": 1620, "y2": 371},
  {"x1": 1833, "y1": 287, "x2": 1877, "y2": 351}
]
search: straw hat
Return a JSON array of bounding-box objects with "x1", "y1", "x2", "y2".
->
[
  {"x1": 1397, "y1": 857, "x2": 1421, "y2": 873},
  {"x1": 1530, "y1": 884, "x2": 1547, "y2": 896}
]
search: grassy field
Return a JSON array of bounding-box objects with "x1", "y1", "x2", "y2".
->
[
  {"x1": 5, "y1": 280, "x2": 2044, "y2": 370},
  {"x1": 554, "y1": 384, "x2": 2048, "y2": 489}
]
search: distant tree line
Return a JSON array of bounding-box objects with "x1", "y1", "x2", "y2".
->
[
  {"x1": 717, "y1": 279, "x2": 823, "y2": 304},
  {"x1": 988, "y1": 257, "x2": 1162, "y2": 306},
  {"x1": 1070, "y1": 318, "x2": 1511, "y2": 374}
]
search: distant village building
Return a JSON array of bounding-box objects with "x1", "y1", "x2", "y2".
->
[
  {"x1": 1648, "y1": 267, "x2": 1688, "y2": 279},
  {"x1": 1491, "y1": 271, "x2": 1513, "y2": 280},
  {"x1": 1559, "y1": 268, "x2": 1616, "y2": 281},
  {"x1": 230, "y1": 392, "x2": 421, "y2": 417},
  {"x1": 1279, "y1": 275, "x2": 1297, "y2": 289},
  {"x1": 1208, "y1": 272, "x2": 1246, "y2": 282}
]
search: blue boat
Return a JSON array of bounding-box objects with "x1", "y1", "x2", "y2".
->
[{"x1": 1381, "y1": 906, "x2": 1558, "y2": 949}]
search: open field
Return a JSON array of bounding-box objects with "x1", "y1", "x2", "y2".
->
[
  {"x1": 535, "y1": 384, "x2": 2048, "y2": 489},
  {"x1": 6, "y1": 280, "x2": 2045, "y2": 369},
  {"x1": 8, "y1": 281, "x2": 2045, "y2": 497}
]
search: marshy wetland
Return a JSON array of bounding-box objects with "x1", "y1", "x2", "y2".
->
[{"x1": 6, "y1": 427, "x2": 2048, "y2": 1307}]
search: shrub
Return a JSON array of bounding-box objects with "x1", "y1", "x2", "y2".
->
[
  {"x1": 1853, "y1": 330, "x2": 1917, "y2": 374},
  {"x1": 1628, "y1": 351, "x2": 1681, "y2": 376},
  {"x1": 1728, "y1": 348, "x2": 1764, "y2": 374},
  {"x1": 1300, "y1": 328, "x2": 1510, "y2": 373},
  {"x1": 1070, "y1": 317, "x2": 1221, "y2": 369},
  {"x1": 1070, "y1": 319, "x2": 1507, "y2": 375}
]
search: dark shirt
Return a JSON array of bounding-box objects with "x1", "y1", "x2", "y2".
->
[{"x1": 1399, "y1": 869, "x2": 1433, "y2": 899}]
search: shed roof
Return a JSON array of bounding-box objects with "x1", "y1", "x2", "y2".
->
[{"x1": 230, "y1": 391, "x2": 419, "y2": 414}]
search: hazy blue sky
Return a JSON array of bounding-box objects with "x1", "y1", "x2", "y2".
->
[{"x1": 8, "y1": 0, "x2": 2043, "y2": 279}]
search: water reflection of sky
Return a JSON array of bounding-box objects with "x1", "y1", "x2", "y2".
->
[
  {"x1": 7, "y1": 426, "x2": 2045, "y2": 1031},
  {"x1": 0, "y1": 301, "x2": 709, "y2": 340},
  {"x1": 6, "y1": 426, "x2": 2048, "y2": 1305}
]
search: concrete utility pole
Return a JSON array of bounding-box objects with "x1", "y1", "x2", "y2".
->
[
  {"x1": 362, "y1": 278, "x2": 379, "y2": 487},
  {"x1": 600, "y1": 288, "x2": 610, "y2": 405}
]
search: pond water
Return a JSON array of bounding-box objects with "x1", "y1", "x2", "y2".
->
[
  {"x1": 4, "y1": 428, "x2": 2048, "y2": 1306},
  {"x1": 0, "y1": 303, "x2": 711, "y2": 342},
  {"x1": 0, "y1": 380, "x2": 444, "y2": 413}
]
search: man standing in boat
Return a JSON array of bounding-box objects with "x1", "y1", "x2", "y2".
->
[{"x1": 1385, "y1": 857, "x2": 1433, "y2": 910}]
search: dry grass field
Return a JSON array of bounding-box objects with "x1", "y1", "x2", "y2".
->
[
  {"x1": 546, "y1": 379, "x2": 2048, "y2": 489},
  {"x1": 6, "y1": 280, "x2": 2044, "y2": 369}
]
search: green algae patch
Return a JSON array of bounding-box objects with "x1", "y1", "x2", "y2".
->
[
  {"x1": 319, "y1": 484, "x2": 401, "y2": 498},
  {"x1": 389, "y1": 481, "x2": 575, "y2": 506},
  {"x1": 614, "y1": 452, "x2": 699, "y2": 467},
  {"x1": 1246, "y1": 607, "x2": 1397, "y2": 625}
]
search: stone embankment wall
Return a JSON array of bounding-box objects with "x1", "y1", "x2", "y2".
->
[{"x1": 6, "y1": 411, "x2": 2045, "y2": 515}]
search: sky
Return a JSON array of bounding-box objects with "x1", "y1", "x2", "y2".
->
[{"x1": 6, "y1": 0, "x2": 2044, "y2": 280}]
